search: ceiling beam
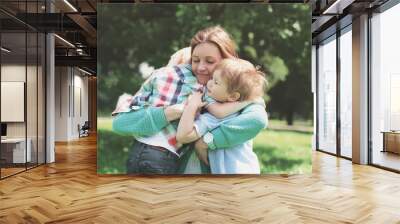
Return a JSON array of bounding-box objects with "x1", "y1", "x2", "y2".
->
[
  {"x1": 55, "y1": 55, "x2": 96, "y2": 72},
  {"x1": 67, "y1": 13, "x2": 97, "y2": 39},
  {"x1": 322, "y1": 0, "x2": 356, "y2": 15}
]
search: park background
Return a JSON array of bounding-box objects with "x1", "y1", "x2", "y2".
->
[{"x1": 97, "y1": 3, "x2": 313, "y2": 174}]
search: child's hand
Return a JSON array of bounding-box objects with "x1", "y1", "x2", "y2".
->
[
  {"x1": 194, "y1": 139, "x2": 209, "y2": 165},
  {"x1": 195, "y1": 145, "x2": 209, "y2": 165},
  {"x1": 187, "y1": 91, "x2": 207, "y2": 110}
]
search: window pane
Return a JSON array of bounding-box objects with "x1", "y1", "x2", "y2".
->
[
  {"x1": 371, "y1": 3, "x2": 400, "y2": 171},
  {"x1": 1, "y1": 30, "x2": 27, "y2": 177},
  {"x1": 27, "y1": 31, "x2": 38, "y2": 169},
  {"x1": 340, "y1": 28, "x2": 352, "y2": 158},
  {"x1": 318, "y1": 36, "x2": 337, "y2": 154}
]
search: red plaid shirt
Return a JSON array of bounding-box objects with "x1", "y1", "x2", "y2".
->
[{"x1": 112, "y1": 64, "x2": 203, "y2": 150}]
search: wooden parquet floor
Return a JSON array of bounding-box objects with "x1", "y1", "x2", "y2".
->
[{"x1": 1, "y1": 134, "x2": 400, "y2": 223}]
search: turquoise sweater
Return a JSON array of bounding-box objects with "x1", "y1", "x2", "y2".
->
[
  {"x1": 112, "y1": 107, "x2": 169, "y2": 137},
  {"x1": 112, "y1": 103, "x2": 268, "y2": 149}
]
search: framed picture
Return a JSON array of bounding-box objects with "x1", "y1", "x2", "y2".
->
[{"x1": 98, "y1": 3, "x2": 312, "y2": 175}]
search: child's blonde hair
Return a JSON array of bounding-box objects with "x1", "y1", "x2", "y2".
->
[{"x1": 215, "y1": 58, "x2": 266, "y2": 101}]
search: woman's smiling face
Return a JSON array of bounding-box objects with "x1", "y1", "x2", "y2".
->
[{"x1": 191, "y1": 42, "x2": 223, "y2": 85}]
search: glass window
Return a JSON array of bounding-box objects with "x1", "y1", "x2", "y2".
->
[
  {"x1": 317, "y1": 35, "x2": 337, "y2": 154},
  {"x1": 27, "y1": 30, "x2": 38, "y2": 169},
  {"x1": 371, "y1": 3, "x2": 400, "y2": 171},
  {"x1": 339, "y1": 27, "x2": 352, "y2": 158},
  {"x1": 1, "y1": 29, "x2": 28, "y2": 178},
  {"x1": 0, "y1": 2, "x2": 46, "y2": 179}
]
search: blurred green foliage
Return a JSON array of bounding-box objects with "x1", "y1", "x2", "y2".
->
[
  {"x1": 98, "y1": 4, "x2": 312, "y2": 123},
  {"x1": 97, "y1": 129, "x2": 132, "y2": 174}
]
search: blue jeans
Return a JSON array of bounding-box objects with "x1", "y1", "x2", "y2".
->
[{"x1": 126, "y1": 141, "x2": 178, "y2": 174}]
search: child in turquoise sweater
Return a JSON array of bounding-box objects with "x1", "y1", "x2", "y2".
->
[{"x1": 176, "y1": 58, "x2": 267, "y2": 174}]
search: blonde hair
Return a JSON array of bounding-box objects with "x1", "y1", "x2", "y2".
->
[
  {"x1": 215, "y1": 58, "x2": 267, "y2": 101},
  {"x1": 190, "y1": 26, "x2": 238, "y2": 59}
]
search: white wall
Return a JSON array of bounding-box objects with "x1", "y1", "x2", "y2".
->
[
  {"x1": 1, "y1": 65, "x2": 41, "y2": 136},
  {"x1": 55, "y1": 67, "x2": 89, "y2": 141},
  {"x1": 1, "y1": 65, "x2": 26, "y2": 138},
  {"x1": 1, "y1": 82, "x2": 25, "y2": 122},
  {"x1": 55, "y1": 67, "x2": 69, "y2": 141}
]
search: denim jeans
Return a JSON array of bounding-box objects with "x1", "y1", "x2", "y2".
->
[{"x1": 126, "y1": 141, "x2": 179, "y2": 174}]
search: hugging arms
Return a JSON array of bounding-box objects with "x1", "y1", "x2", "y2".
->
[{"x1": 112, "y1": 26, "x2": 268, "y2": 174}]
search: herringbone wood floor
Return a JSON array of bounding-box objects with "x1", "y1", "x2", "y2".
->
[{"x1": 1, "y1": 134, "x2": 400, "y2": 224}]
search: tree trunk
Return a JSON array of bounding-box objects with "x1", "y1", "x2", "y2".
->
[{"x1": 286, "y1": 110, "x2": 294, "y2": 126}]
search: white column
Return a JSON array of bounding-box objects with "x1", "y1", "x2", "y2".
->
[
  {"x1": 352, "y1": 14, "x2": 369, "y2": 164},
  {"x1": 312, "y1": 45, "x2": 317, "y2": 151},
  {"x1": 46, "y1": 1, "x2": 55, "y2": 163}
]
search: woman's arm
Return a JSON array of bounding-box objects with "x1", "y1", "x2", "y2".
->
[
  {"x1": 206, "y1": 101, "x2": 251, "y2": 119},
  {"x1": 112, "y1": 107, "x2": 166, "y2": 137},
  {"x1": 112, "y1": 104, "x2": 184, "y2": 137},
  {"x1": 200, "y1": 104, "x2": 268, "y2": 150}
]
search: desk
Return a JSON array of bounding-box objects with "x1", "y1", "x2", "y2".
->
[
  {"x1": 1, "y1": 138, "x2": 31, "y2": 163},
  {"x1": 382, "y1": 131, "x2": 400, "y2": 154}
]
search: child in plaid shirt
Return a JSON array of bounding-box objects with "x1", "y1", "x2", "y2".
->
[{"x1": 177, "y1": 58, "x2": 266, "y2": 174}]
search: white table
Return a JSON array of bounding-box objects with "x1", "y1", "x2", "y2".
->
[{"x1": 1, "y1": 138, "x2": 31, "y2": 163}]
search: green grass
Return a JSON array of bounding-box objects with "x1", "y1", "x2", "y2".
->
[
  {"x1": 98, "y1": 117, "x2": 113, "y2": 131},
  {"x1": 98, "y1": 117, "x2": 312, "y2": 174},
  {"x1": 268, "y1": 119, "x2": 312, "y2": 127},
  {"x1": 253, "y1": 129, "x2": 312, "y2": 174}
]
